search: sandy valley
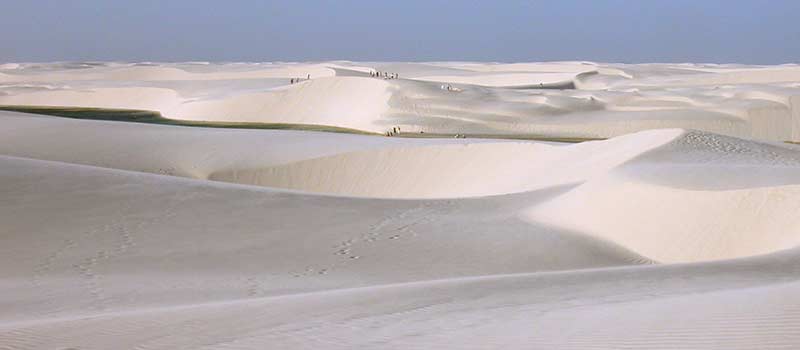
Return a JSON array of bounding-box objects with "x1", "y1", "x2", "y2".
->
[{"x1": 2, "y1": 61, "x2": 800, "y2": 349}]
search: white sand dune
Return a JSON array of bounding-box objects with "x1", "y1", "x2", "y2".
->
[
  {"x1": 0, "y1": 111, "x2": 486, "y2": 179},
  {"x1": 0, "y1": 153, "x2": 649, "y2": 322},
  {"x1": 209, "y1": 129, "x2": 684, "y2": 198},
  {"x1": 409, "y1": 72, "x2": 578, "y2": 87},
  {"x1": 0, "y1": 87, "x2": 182, "y2": 112},
  {"x1": 173, "y1": 76, "x2": 392, "y2": 131},
  {"x1": 1, "y1": 61, "x2": 799, "y2": 140},
  {"x1": 527, "y1": 130, "x2": 800, "y2": 263},
  {"x1": 2, "y1": 61, "x2": 800, "y2": 349},
  {"x1": 0, "y1": 62, "x2": 336, "y2": 82},
  {"x1": 2, "y1": 140, "x2": 800, "y2": 348},
  {"x1": 4, "y1": 113, "x2": 799, "y2": 262}
]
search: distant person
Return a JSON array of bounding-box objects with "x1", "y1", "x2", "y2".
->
[{"x1": 307, "y1": 74, "x2": 310, "y2": 80}]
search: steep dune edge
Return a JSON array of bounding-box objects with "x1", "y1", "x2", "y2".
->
[
  {"x1": 0, "y1": 75, "x2": 392, "y2": 134},
  {"x1": 166, "y1": 76, "x2": 393, "y2": 132},
  {"x1": 527, "y1": 130, "x2": 800, "y2": 263}
]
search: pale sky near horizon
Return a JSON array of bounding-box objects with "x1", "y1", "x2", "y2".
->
[{"x1": 1, "y1": 0, "x2": 798, "y2": 64}]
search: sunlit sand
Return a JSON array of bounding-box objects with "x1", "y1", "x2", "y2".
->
[{"x1": 2, "y1": 61, "x2": 800, "y2": 349}]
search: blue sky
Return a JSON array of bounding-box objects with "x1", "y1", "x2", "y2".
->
[{"x1": 1, "y1": 0, "x2": 798, "y2": 63}]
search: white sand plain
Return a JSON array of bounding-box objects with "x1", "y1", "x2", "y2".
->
[{"x1": 2, "y1": 62, "x2": 800, "y2": 349}]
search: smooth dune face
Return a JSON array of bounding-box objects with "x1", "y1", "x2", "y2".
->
[
  {"x1": 2, "y1": 62, "x2": 800, "y2": 349},
  {"x1": 173, "y1": 76, "x2": 392, "y2": 131},
  {"x1": 2, "y1": 61, "x2": 800, "y2": 140},
  {"x1": 208, "y1": 129, "x2": 685, "y2": 198}
]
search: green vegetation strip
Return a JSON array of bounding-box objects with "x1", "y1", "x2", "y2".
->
[
  {"x1": 0, "y1": 105, "x2": 379, "y2": 135},
  {"x1": 1, "y1": 104, "x2": 612, "y2": 143}
]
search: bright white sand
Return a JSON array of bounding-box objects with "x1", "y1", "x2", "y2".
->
[
  {"x1": 2, "y1": 61, "x2": 800, "y2": 140},
  {"x1": 2, "y1": 61, "x2": 800, "y2": 349}
]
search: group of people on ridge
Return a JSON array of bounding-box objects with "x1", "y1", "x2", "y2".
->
[
  {"x1": 289, "y1": 74, "x2": 311, "y2": 84},
  {"x1": 386, "y1": 126, "x2": 401, "y2": 136},
  {"x1": 371, "y1": 71, "x2": 398, "y2": 79}
]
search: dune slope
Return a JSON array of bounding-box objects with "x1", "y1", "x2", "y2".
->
[{"x1": 2, "y1": 62, "x2": 800, "y2": 349}]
